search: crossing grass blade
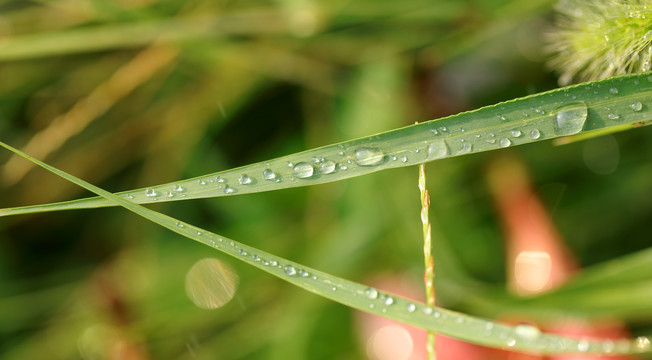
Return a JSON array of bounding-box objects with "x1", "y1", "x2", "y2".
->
[
  {"x1": 2, "y1": 72, "x2": 650, "y2": 218},
  {"x1": 1, "y1": 140, "x2": 651, "y2": 356}
]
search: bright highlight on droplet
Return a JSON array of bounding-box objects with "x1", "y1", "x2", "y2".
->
[
  {"x1": 514, "y1": 251, "x2": 552, "y2": 294},
  {"x1": 185, "y1": 258, "x2": 239, "y2": 310},
  {"x1": 366, "y1": 325, "x2": 413, "y2": 360}
]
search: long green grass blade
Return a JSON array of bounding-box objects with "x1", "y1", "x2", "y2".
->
[
  {"x1": 0, "y1": 12, "x2": 290, "y2": 61},
  {"x1": 1, "y1": 72, "x2": 650, "y2": 218},
  {"x1": 1, "y1": 142, "x2": 650, "y2": 356}
]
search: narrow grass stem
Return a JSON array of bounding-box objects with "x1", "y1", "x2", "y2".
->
[{"x1": 419, "y1": 162, "x2": 436, "y2": 360}]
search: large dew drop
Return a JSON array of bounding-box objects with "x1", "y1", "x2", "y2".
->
[
  {"x1": 353, "y1": 147, "x2": 385, "y2": 166},
  {"x1": 365, "y1": 288, "x2": 379, "y2": 299},
  {"x1": 513, "y1": 324, "x2": 541, "y2": 341},
  {"x1": 239, "y1": 174, "x2": 253, "y2": 185},
  {"x1": 293, "y1": 162, "x2": 314, "y2": 178},
  {"x1": 262, "y1": 169, "x2": 276, "y2": 180},
  {"x1": 427, "y1": 140, "x2": 449, "y2": 160},
  {"x1": 319, "y1": 160, "x2": 336, "y2": 174},
  {"x1": 553, "y1": 103, "x2": 588, "y2": 136},
  {"x1": 185, "y1": 258, "x2": 238, "y2": 310}
]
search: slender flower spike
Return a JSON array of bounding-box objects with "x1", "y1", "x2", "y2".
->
[{"x1": 546, "y1": 0, "x2": 652, "y2": 85}]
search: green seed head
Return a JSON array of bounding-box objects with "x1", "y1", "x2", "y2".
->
[{"x1": 547, "y1": 0, "x2": 652, "y2": 85}]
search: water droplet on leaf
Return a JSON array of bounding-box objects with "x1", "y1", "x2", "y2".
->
[
  {"x1": 353, "y1": 147, "x2": 386, "y2": 166},
  {"x1": 284, "y1": 265, "x2": 297, "y2": 276},
  {"x1": 262, "y1": 169, "x2": 276, "y2": 180},
  {"x1": 427, "y1": 140, "x2": 449, "y2": 160},
  {"x1": 239, "y1": 175, "x2": 253, "y2": 185},
  {"x1": 553, "y1": 103, "x2": 588, "y2": 135},
  {"x1": 529, "y1": 129, "x2": 541, "y2": 139},
  {"x1": 293, "y1": 162, "x2": 314, "y2": 178},
  {"x1": 319, "y1": 160, "x2": 336, "y2": 174},
  {"x1": 630, "y1": 101, "x2": 643, "y2": 112},
  {"x1": 365, "y1": 288, "x2": 379, "y2": 299},
  {"x1": 514, "y1": 324, "x2": 541, "y2": 340}
]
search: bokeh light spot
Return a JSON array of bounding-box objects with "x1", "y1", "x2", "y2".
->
[{"x1": 185, "y1": 258, "x2": 239, "y2": 310}]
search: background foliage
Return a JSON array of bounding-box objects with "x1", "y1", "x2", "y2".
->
[{"x1": 1, "y1": 0, "x2": 651, "y2": 358}]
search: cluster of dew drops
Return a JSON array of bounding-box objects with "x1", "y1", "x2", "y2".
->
[{"x1": 133, "y1": 75, "x2": 648, "y2": 202}]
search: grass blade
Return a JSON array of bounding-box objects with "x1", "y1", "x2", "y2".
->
[
  {"x1": 1, "y1": 142, "x2": 650, "y2": 356},
  {"x1": 1, "y1": 73, "x2": 650, "y2": 218}
]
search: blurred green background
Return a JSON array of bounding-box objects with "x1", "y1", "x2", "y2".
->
[{"x1": 1, "y1": 0, "x2": 651, "y2": 359}]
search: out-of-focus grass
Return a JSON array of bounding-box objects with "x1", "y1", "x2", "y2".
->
[{"x1": 0, "y1": 0, "x2": 651, "y2": 359}]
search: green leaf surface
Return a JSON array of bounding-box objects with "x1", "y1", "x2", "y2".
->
[
  {"x1": 1, "y1": 139, "x2": 650, "y2": 356},
  {"x1": 2, "y1": 72, "x2": 651, "y2": 217}
]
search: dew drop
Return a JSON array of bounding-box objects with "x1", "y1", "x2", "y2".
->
[
  {"x1": 293, "y1": 162, "x2": 314, "y2": 178},
  {"x1": 216, "y1": 176, "x2": 225, "y2": 183},
  {"x1": 609, "y1": 87, "x2": 619, "y2": 94},
  {"x1": 400, "y1": 156, "x2": 408, "y2": 163},
  {"x1": 145, "y1": 188, "x2": 157, "y2": 197},
  {"x1": 457, "y1": 143, "x2": 472, "y2": 154},
  {"x1": 427, "y1": 140, "x2": 449, "y2": 160},
  {"x1": 284, "y1": 265, "x2": 297, "y2": 276},
  {"x1": 262, "y1": 169, "x2": 277, "y2": 180},
  {"x1": 198, "y1": 179, "x2": 206, "y2": 185},
  {"x1": 510, "y1": 129, "x2": 522, "y2": 137},
  {"x1": 126, "y1": 194, "x2": 134, "y2": 199},
  {"x1": 383, "y1": 296, "x2": 394, "y2": 306},
  {"x1": 440, "y1": 126, "x2": 448, "y2": 131},
  {"x1": 498, "y1": 115, "x2": 506, "y2": 121},
  {"x1": 529, "y1": 129, "x2": 541, "y2": 139},
  {"x1": 239, "y1": 175, "x2": 253, "y2": 185},
  {"x1": 422, "y1": 307, "x2": 433, "y2": 315},
  {"x1": 173, "y1": 184, "x2": 185, "y2": 192},
  {"x1": 406, "y1": 303, "x2": 416, "y2": 313},
  {"x1": 553, "y1": 103, "x2": 588, "y2": 135},
  {"x1": 353, "y1": 147, "x2": 386, "y2": 166},
  {"x1": 365, "y1": 288, "x2": 379, "y2": 299},
  {"x1": 499, "y1": 138, "x2": 511, "y2": 147},
  {"x1": 431, "y1": 129, "x2": 438, "y2": 135},
  {"x1": 577, "y1": 340, "x2": 590, "y2": 352},
  {"x1": 269, "y1": 260, "x2": 278, "y2": 267},
  {"x1": 630, "y1": 101, "x2": 643, "y2": 112},
  {"x1": 166, "y1": 191, "x2": 174, "y2": 198},
  {"x1": 319, "y1": 160, "x2": 336, "y2": 174},
  {"x1": 514, "y1": 324, "x2": 541, "y2": 340},
  {"x1": 223, "y1": 185, "x2": 236, "y2": 194},
  {"x1": 506, "y1": 338, "x2": 517, "y2": 347},
  {"x1": 433, "y1": 310, "x2": 441, "y2": 318},
  {"x1": 176, "y1": 222, "x2": 185, "y2": 228},
  {"x1": 607, "y1": 113, "x2": 620, "y2": 120}
]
